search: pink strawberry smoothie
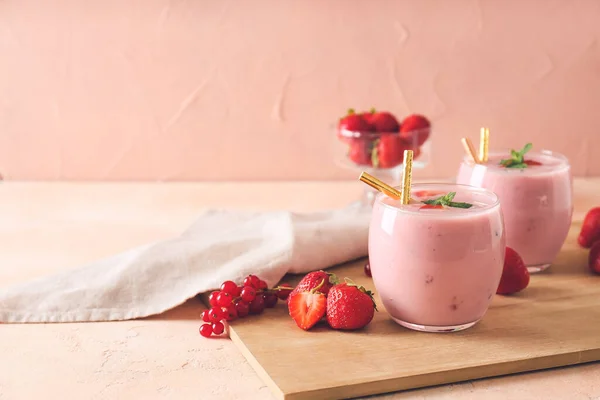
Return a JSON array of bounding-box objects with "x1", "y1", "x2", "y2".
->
[
  {"x1": 368, "y1": 184, "x2": 505, "y2": 332},
  {"x1": 456, "y1": 150, "x2": 572, "y2": 273}
]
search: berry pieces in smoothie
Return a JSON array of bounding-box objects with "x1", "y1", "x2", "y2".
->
[
  {"x1": 420, "y1": 192, "x2": 473, "y2": 210},
  {"x1": 578, "y1": 207, "x2": 600, "y2": 248},
  {"x1": 496, "y1": 247, "x2": 530, "y2": 295}
]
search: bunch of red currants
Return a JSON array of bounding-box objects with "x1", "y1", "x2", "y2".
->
[{"x1": 199, "y1": 274, "x2": 293, "y2": 337}]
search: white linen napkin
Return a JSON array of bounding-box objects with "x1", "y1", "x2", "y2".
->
[{"x1": 0, "y1": 202, "x2": 371, "y2": 323}]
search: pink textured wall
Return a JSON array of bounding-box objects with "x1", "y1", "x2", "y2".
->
[{"x1": 1, "y1": 0, "x2": 599, "y2": 181}]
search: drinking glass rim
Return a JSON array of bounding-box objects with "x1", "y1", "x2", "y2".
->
[{"x1": 374, "y1": 183, "x2": 501, "y2": 216}]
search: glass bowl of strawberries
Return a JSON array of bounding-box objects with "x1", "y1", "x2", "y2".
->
[{"x1": 334, "y1": 108, "x2": 432, "y2": 205}]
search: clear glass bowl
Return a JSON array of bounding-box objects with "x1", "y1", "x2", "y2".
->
[{"x1": 333, "y1": 126, "x2": 432, "y2": 205}]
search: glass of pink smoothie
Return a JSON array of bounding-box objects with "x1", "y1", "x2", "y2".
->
[
  {"x1": 456, "y1": 148, "x2": 572, "y2": 273},
  {"x1": 368, "y1": 184, "x2": 505, "y2": 333}
]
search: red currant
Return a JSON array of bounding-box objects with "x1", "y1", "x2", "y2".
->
[
  {"x1": 249, "y1": 296, "x2": 265, "y2": 314},
  {"x1": 217, "y1": 292, "x2": 233, "y2": 307},
  {"x1": 208, "y1": 291, "x2": 221, "y2": 307},
  {"x1": 263, "y1": 292, "x2": 278, "y2": 308},
  {"x1": 208, "y1": 307, "x2": 223, "y2": 322},
  {"x1": 211, "y1": 321, "x2": 225, "y2": 335},
  {"x1": 220, "y1": 280, "x2": 238, "y2": 295},
  {"x1": 240, "y1": 286, "x2": 257, "y2": 302},
  {"x1": 234, "y1": 286, "x2": 243, "y2": 297},
  {"x1": 258, "y1": 280, "x2": 268, "y2": 290},
  {"x1": 222, "y1": 305, "x2": 237, "y2": 321},
  {"x1": 243, "y1": 275, "x2": 254, "y2": 287},
  {"x1": 200, "y1": 310, "x2": 211, "y2": 322},
  {"x1": 199, "y1": 323, "x2": 213, "y2": 338},
  {"x1": 250, "y1": 275, "x2": 261, "y2": 289},
  {"x1": 364, "y1": 262, "x2": 372, "y2": 277},
  {"x1": 235, "y1": 301, "x2": 250, "y2": 317},
  {"x1": 276, "y1": 283, "x2": 293, "y2": 300}
]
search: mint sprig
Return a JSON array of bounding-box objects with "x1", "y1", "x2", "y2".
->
[
  {"x1": 421, "y1": 192, "x2": 473, "y2": 209},
  {"x1": 499, "y1": 143, "x2": 532, "y2": 169}
]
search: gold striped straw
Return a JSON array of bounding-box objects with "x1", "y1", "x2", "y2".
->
[
  {"x1": 461, "y1": 137, "x2": 481, "y2": 164},
  {"x1": 358, "y1": 172, "x2": 402, "y2": 200},
  {"x1": 400, "y1": 150, "x2": 414, "y2": 205},
  {"x1": 479, "y1": 127, "x2": 490, "y2": 163}
]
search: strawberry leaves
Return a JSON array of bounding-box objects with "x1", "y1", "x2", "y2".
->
[
  {"x1": 421, "y1": 192, "x2": 473, "y2": 209},
  {"x1": 344, "y1": 278, "x2": 378, "y2": 311},
  {"x1": 499, "y1": 143, "x2": 533, "y2": 169}
]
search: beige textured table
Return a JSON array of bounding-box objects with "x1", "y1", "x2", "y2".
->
[{"x1": 1, "y1": 180, "x2": 599, "y2": 400}]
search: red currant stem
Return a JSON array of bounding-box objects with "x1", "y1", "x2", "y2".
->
[{"x1": 272, "y1": 286, "x2": 294, "y2": 291}]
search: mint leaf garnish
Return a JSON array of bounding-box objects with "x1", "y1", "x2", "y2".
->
[
  {"x1": 447, "y1": 201, "x2": 473, "y2": 209},
  {"x1": 422, "y1": 191, "x2": 473, "y2": 209},
  {"x1": 500, "y1": 143, "x2": 533, "y2": 168}
]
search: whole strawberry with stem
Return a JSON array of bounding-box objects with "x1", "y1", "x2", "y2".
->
[
  {"x1": 369, "y1": 109, "x2": 400, "y2": 132},
  {"x1": 337, "y1": 108, "x2": 374, "y2": 144},
  {"x1": 326, "y1": 279, "x2": 377, "y2": 330},
  {"x1": 287, "y1": 270, "x2": 339, "y2": 302}
]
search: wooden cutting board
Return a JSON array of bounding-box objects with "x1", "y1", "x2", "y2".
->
[{"x1": 214, "y1": 221, "x2": 600, "y2": 400}]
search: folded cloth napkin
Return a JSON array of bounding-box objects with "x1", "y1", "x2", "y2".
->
[{"x1": 0, "y1": 202, "x2": 371, "y2": 323}]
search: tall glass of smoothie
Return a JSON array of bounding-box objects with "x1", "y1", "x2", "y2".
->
[
  {"x1": 456, "y1": 145, "x2": 572, "y2": 273},
  {"x1": 368, "y1": 184, "x2": 505, "y2": 333}
]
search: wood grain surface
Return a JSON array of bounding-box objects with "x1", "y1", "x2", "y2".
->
[{"x1": 224, "y1": 221, "x2": 600, "y2": 400}]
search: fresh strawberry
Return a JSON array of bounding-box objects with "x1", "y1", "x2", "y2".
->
[
  {"x1": 347, "y1": 140, "x2": 373, "y2": 166},
  {"x1": 337, "y1": 109, "x2": 374, "y2": 133},
  {"x1": 578, "y1": 207, "x2": 600, "y2": 248},
  {"x1": 369, "y1": 110, "x2": 400, "y2": 132},
  {"x1": 326, "y1": 280, "x2": 377, "y2": 330},
  {"x1": 496, "y1": 247, "x2": 530, "y2": 295},
  {"x1": 371, "y1": 134, "x2": 408, "y2": 169},
  {"x1": 589, "y1": 241, "x2": 600, "y2": 274},
  {"x1": 359, "y1": 108, "x2": 377, "y2": 125},
  {"x1": 523, "y1": 159, "x2": 542, "y2": 166},
  {"x1": 287, "y1": 270, "x2": 339, "y2": 302},
  {"x1": 288, "y1": 283, "x2": 327, "y2": 331},
  {"x1": 399, "y1": 114, "x2": 431, "y2": 146}
]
